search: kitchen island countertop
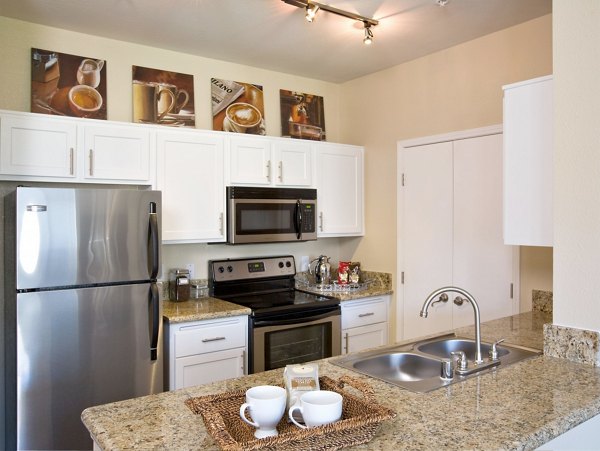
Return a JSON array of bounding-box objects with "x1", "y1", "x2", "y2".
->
[{"x1": 82, "y1": 309, "x2": 600, "y2": 450}]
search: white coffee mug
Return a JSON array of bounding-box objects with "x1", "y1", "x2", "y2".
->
[
  {"x1": 240, "y1": 385, "x2": 286, "y2": 438},
  {"x1": 288, "y1": 390, "x2": 343, "y2": 429}
]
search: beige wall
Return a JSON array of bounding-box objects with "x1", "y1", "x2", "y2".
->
[
  {"x1": 553, "y1": 1, "x2": 600, "y2": 331},
  {"x1": 0, "y1": 16, "x2": 342, "y2": 141},
  {"x1": 338, "y1": 15, "x2": 553, "y2": 336}
]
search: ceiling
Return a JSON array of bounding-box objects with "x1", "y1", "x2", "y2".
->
[{"x1": 0, "y1": 0, "x2": 552, "y2": 83}]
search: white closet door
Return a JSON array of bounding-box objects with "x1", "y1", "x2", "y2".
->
[
  {"x1": 402, "y1": 142, "x2": 453, "y2": 340},
  {"x1": 453, "y1": 134, "x2": 514, "y2": 325}
]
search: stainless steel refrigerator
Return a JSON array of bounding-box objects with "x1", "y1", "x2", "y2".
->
[{"x1": 4, "y1": 187, "x2": 163, "y2": 450}]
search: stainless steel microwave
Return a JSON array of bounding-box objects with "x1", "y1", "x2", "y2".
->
[{"x1": 226, "y1": 187, "x2": 317, "y2": 244}]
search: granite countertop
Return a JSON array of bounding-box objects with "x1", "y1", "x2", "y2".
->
[
  {"x1": 82, "y1": 309, "x2": 600, "y2": 450},
  {"x1": 163, "y1": 297, "x2": 251, "y2": 323},
  {"x1": 296, "y1": 271, "x2": 393, "y2": 301}
]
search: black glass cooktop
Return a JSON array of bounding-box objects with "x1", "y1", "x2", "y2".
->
[{"x1": 223, "y1": 289, "x2": 339, "y2": 316}]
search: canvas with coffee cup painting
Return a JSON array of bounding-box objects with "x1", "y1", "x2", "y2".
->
[
  {"x1": 132, "y1": 66, "x2": 195, "y2": 127},
  {"x1": 211, "y1": 77, "x2": 266, "y2": 135},
  {"x1": 31, "y1": 48, "x2": 107, "y2": 119}
]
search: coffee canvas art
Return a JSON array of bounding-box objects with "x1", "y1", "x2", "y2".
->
[
  {"x1": 211, "y1": 78, "x2": 266, "y2": 135},
  {"x1": 132, "y1": 66, "x2": 195, "y2": 127},
  {"x1": 31, "y1": 48, "x2": 107, "y2": 120},
  {"x1": 280, "y1": 90, "x2": 325, "y2": 141}
]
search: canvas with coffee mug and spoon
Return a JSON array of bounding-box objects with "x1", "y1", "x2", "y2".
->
[
  {"x1": 132, "y1": 65, "x2": 195, "y2": 127},
  {"x1": 30, "y1": 48, "x2": 107, "y2": 119}
]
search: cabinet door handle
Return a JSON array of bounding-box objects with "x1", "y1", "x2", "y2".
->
[
  {"x1": 89, "y1": 149, "x2": 94, "y2": 176},
  {"x1": 202, "y1": 336, "x2": 226, "y2": 343},
  {"x1": 266, "y1": 160, "x2": 271, "y2": 181},
  {"x1": 344, "y1": 332, "x2": 349, "y2": 354},
  {"x1": 358, "y1": 312, "x2": 375, "y2": 318},
  {"x1": 219, "y1": 212, "x2": 224, "y2": 235},
  {"x1": 278, "y1": 161, "x2": 283, "y2": 182},
  {"x1": 69, "y1": 147, "x2": 74, "y2": 175},
  {"x1": 319, "y1": 212, "x2": 324, "y2": 231}
]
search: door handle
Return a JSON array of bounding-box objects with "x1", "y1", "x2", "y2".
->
[
  {"x1": 149, "y1": 283, "x2": 159, "y2": 361},
  {"x1": 89, "y1": 149, "x2": 94, "y2": 176},
  {"x1": 148, "y1": 202, "x2": 159, "y2": 279}
]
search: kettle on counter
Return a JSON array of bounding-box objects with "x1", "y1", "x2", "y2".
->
[{"x1": 308, "y1": 255, "x2": 331, "y2": 285}]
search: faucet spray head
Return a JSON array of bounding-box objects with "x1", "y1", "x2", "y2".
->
[{"x1": 419, "y1": 310, "x2": 428, "y2": 318}]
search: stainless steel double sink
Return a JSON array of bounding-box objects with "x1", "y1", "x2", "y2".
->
[{"x1": 331, "y1": 333, "x2": 541, "y2": 392}]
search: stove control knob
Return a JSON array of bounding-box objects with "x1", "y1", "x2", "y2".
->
[
  {"x1": 278, "y1": 261, "x2": 284, "y2": 268},
  {"x1": 286, "y1": 261, "x2": 292, "y2": 268},
  {"x1": 227, "y1": 265, "x2": 233, "y2": 273},
  {"x1": 218, "y1": 266, "x2": 225, "y2": 273}
]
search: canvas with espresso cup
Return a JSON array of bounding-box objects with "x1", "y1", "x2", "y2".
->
[
  {"x1": 225, "y1": 102, "x2": 262, "y2": 133},
  {"x1": 133, "y1": 80, "x2": 175, "y2": 123},
  {"x1": 239, "y1": 385, "x2": 286, "y2": 439},
  {"x1": 157, "y1": 83, "x2": 189, "y2": 115},
  {"x1": 288, "y1": 390, "x2": 343, "y2": 429}
]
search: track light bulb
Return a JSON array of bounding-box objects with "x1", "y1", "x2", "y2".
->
[
  {"x1": 363, "y1": 25, "x2": 374, "y2": 45},
  {"x1": 305, "y1": 4, "x2": 319, "y2": 22}
]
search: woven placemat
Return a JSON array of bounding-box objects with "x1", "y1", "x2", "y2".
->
[{"x1": 185, "y1": 376, "x2": 396, "y2": 451}]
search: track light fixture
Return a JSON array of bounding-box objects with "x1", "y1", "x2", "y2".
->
[
  {"x1": 282, "y1": 0, "x2": 379, "y2": 44},
  {"x1": 305, "y1": 4, "x2": 319, "y2": 22},
  {"x1": 363, "y1": 24, "x2": 373, "y2": 45}
]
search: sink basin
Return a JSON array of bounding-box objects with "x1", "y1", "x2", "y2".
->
[
  {"x1": 417, "y1": 338, "x2": 509, "y2": 361},
  {"x1": 331, "y1": 333, "x2": 541, "y2": 393},
  {"x1": 353, "y1": 352, "x2": 441, "y2": 382}
]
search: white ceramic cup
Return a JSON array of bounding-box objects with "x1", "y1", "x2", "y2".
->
[
  {"x1": 288, "y1": 390, "x2": 343, "y2": 429},
  {"x1": 239, "y1": 385, "x2": 286, "y2": 439}
]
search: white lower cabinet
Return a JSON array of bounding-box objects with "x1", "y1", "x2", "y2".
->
[
  {"x1": 165, "y1": 315, "x2": 248, "y2": 390},
  {"x1": 341, "y1": 296, "x2": 389, "y2": 354}
]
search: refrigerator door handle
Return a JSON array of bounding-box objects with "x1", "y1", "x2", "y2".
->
[
  {"x1": 148, "y1": 202, "x2": 159, "y2": 279},
  {"x1": 149, "y1": 283, "x2": 160, "y2": 361}
]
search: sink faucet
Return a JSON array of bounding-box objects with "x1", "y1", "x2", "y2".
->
[{"x1": 420, "y1": 286, "x2": 484, "y2": 364}]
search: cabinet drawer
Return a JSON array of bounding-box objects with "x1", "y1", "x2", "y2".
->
[
  {"x1": 341, "y1": 297, "x2": 387, "y2": 329},
  {"x1": 174, "y1": 317, "x2": 247, "y2": 358}
]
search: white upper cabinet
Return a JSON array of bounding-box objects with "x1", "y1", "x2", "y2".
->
[
  {"x1": 503, "y1": 75, "x2": 553, "y2": 246},
  {"x1": 316, "y1": 143, "x2": 364, "y2": 237},
  {"x1": 0, "y1": 110, "x2": 154, "y2": 185},
  {"x1": 82, "y1": 124, "x2": 151, "y2": 183},
  {"x1": 228, "y1": 135, "x2": 272, "y2": 185},
  {"x1": 272, "y1": 139, "x2": 312, "y2": 186},
  {"x1": 228, "y1": 134, "x2": 313, "y2": 187},
  {"x1": 156, "y1": 129, "x2": 225, "y2": 243},
  {"x1": 1, "y1": 113, "x2": 77, "y2": 179}
]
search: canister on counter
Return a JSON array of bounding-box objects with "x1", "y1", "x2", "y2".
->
[
  {"x1": 337, "y1": 261, "x2": 350, "y2": 284},
  {"x1": 169, "y1": 268, "x2": 190, "y2": 301}
]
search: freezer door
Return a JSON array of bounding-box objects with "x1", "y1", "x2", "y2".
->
[
  {"x1": 13, "y1": 284, "x2": 163, "y2": 450},
  {"x1": 13, "y1": 187, "x2": 161, "y2": 289}
]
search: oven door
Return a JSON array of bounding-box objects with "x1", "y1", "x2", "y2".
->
[
  {"x1": 251, "y1": 306, "x2": 341, "y2": 373},
  {"x1": 228, "y1": 198, "x2": 317, "y2": 244}
]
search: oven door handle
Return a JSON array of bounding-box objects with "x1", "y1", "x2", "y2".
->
[{"x1": 254, "y1": 310, "x2": 338, "y2": 327}]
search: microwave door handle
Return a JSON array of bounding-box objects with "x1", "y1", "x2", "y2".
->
[{"x1": 295, "y1": 200, "x2": 302, "y2": 240}]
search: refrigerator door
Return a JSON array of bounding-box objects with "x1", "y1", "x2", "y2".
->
[
  {"x1": 14, "y1": 283, "x2": 163, "y2": 450},
  {"x1": 14, "y1": 187, "x2": 161, "y2": 290}
]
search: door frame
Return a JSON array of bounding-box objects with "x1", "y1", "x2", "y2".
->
[{"x1": 396, "y1": 124, "x2": 519, "y2": 342}]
